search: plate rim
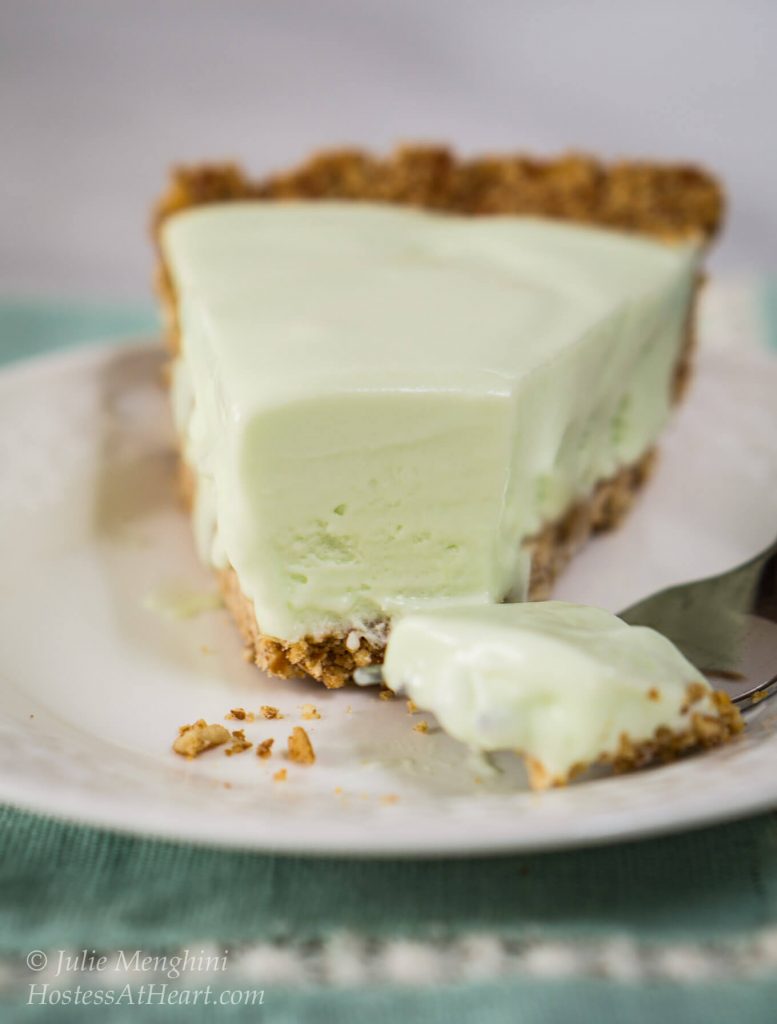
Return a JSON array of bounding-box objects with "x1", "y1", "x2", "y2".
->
[{"x1": 3, "y1": 760, "x2": 777, "y2": 858}]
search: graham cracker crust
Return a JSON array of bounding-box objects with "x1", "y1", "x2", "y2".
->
[
  {"x1": 526, "y1": 686, "x2": 743, "y2": 790},
  {"x1": 157, "y1": 144, "x2": 723, "y2": 688}
]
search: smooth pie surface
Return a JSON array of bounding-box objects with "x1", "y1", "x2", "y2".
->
[{"x1": 162, "y1": 202, "x2": 699, "y2": 641}]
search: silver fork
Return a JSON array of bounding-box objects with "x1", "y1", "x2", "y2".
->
[
  {"x1": 620, "y1": 536, "x2": 777, "y2": 710},
  {"x1": 356, "y1": 537, "x2": 777, "y2": 711}
]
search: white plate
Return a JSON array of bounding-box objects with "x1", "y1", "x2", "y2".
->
[{"x1": 2, "y1": 340, "x2": 777, "y2": 856}]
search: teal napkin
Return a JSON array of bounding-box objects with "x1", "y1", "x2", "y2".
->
[{"x1": 2, "y1": 297, "x2": 777, "y2": 1023}]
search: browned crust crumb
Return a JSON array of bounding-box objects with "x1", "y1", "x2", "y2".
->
[
  {"x1": 413, "y1": 721, "x2": 430, "y2": 734},
  {"x1": 260, "y1": 705, "x2": 283, "y2": 720},
  {"x1": 687, "y1": 681, "x2": 708, "y2": 703},
  {"x1": 160, "y1": 144, "x2": 722, "y2": 688},
  {"x1": 647, "y1": 688, "x2": 660, "y2": 702},
  {"x1": 407, "y1": 699, "x2": 419, "y2": 715},
  {"x1": 301, "y1": 703, "x2": 321, "y2": 720},
  {"x1": 680, "y1": 680, "x2": 710, "y2": 714},
  {"x1": 273, "y1": 768, "x2": 287, "y2": 782},
  {"x1": 525, "y1": 756, "x2": 551, "y2": 791},
  {"x1": 287, "y1": 725, "x2": 316, "y2": 764},
  {"x1": 225, "y1": 729, "x2": 253, "y2": 756},
  {"x1": 256, "y1": 737, "x2": 274, "y2": 759},
  {"x1": 173, "y1": 719, "x2": 231, "y2": 758},
  {"x1": 226, "y1": 707, "x2": 255, "y2": 722},
  {"x1": 378, "y1": 689, "x2": 395, "y2": 701}
]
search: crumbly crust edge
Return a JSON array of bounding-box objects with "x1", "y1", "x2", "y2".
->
[
  {"x1": 525, "y1": 687, "x2": 743, "y2": 790},
  {"x1": 152, "y1": 144, "x2": 724, "y2": 356},
  {"x1": 153, "y1": 144, "x2": 725, "y2": 239}
]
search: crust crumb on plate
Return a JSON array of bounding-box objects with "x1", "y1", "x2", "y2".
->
[
  {"x1": 226, "y1": 707, "x2": 255, "y2": 722},
  {"x1": 225, "y1": 729, "x2": 253, "y2": 756},
  {"x1": 301, "y1": 703, "x2": 321, "y2": 720},
  {"x1": 273, "y1": 768, "x2": 287, "y2": 782},
  {"x1": 288, "y1": 726, "x2": 316, "y2": 764},
  {"x1": 256, "y1": 737, "x2": 274, "y2": 759},
  {"x1": 413, "y1": 721, "x2": 429, "y2": 734},
  {"x1": 173, "y1": 719, "x2": 231, "y2": 758},
  {"x1": 261, "y1": 705, "x2": 283, "y2": 719},
  {"x1": 525, "y1": 756, "x2": 551, "y2": 791}
]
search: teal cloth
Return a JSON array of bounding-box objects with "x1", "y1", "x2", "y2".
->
[
  {"x1": 2, "y1": 299, "x2": 777, "y2": 1023},
  {"x1": 3, "y1": 806, "x2": 777, "y2": 1022},
  {"x1": 4, "y1": 807, "x2": 777, "y2": 947},
  {"x1": 5, "y1": 978, "x2": 777, "y2": 1024},
  {"x1": 0, "y1": 298, "x2": 158, "y2": 363}
]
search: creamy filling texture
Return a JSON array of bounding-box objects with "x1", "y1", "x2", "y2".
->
[
  {"x1": 162, "y1": 202, "x2": 699, "y2": 642},
  {"x1": 382, "y1": 601, "x2": 717, "y2": 783}
]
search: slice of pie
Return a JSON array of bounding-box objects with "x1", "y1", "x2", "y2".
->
[{"x1": 153, "y1": 146, "x2": 724, "y2": 687}]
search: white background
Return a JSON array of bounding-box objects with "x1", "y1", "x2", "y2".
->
[{"x1": 2, "y1": 0, "x2": 775, "y2": 298}]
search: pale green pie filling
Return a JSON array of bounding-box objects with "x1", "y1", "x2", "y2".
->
[
  {"x1": 382, "y1": 601, "x2": 713, "y2": 784},
  {"x1": 162, "y1": 202, "x2": 699, "y2": 643}
]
